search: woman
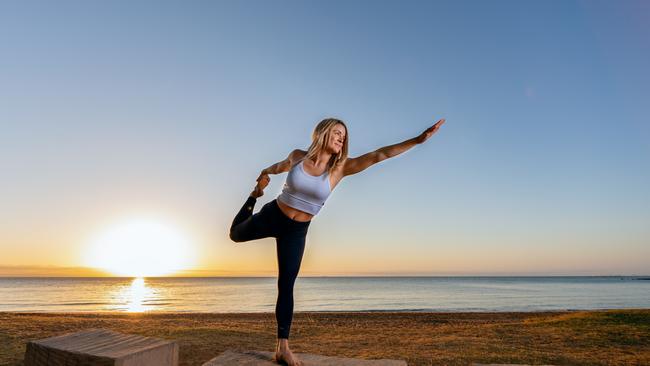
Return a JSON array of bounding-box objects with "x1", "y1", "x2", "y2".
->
[{"x1": 229, "y1": 117, "x2": 445, "y2": 366}]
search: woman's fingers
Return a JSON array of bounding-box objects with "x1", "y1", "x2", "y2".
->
[{"x1": 432, "y1": 119, "x2": 445, "y2": 132}]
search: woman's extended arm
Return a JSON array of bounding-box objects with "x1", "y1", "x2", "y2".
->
[
  {"x1": 343, "y1": 119, "x2": 445, "y2": 177},
  {"x1": 255, "y1": 149, "x2": 302, "y2": 184},
  {"x1": 261, "y1": 149, "x2": 302, "y2": 175},
  {"x1": 261, "y1": 158, "x2": 288, "y2": 176}
]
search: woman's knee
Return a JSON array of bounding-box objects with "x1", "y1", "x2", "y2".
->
[{"x1": 229, "y1": 228, "x2": 244, "y2": 243}]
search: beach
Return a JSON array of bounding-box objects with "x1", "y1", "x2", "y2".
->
[{"x1": 2, "y1": 309, "x2": 648, "y2": 366}]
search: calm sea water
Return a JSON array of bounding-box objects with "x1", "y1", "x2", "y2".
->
[{"x1": 0, "y1": 276, "x2": 648, "y2": 313}]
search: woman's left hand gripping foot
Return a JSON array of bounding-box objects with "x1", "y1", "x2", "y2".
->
[{"x1": 251, "y1": 172, "x2": 270, "y2": 198}]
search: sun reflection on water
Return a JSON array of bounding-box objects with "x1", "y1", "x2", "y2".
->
[
  {"x1": 111, "y1": 277, "x2": 158, "y2": 312},
  {"x1": 128, "y1": 277, "x2": 147, "y2": 312}
]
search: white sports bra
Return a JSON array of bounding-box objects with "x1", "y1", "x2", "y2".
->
[{"x1": 276, "y1": 159, "x2": 332, "y2": 216}]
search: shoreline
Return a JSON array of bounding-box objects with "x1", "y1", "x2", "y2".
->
[
  {"x1": 2, "y1": 308, "x2": 648, "y2": 314},
  {"x1": 2, "y1": 309, "x2": 648, "y2": 365}
]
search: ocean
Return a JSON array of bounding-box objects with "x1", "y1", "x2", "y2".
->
[{"x1": 1, "y1": 276, "x2": 648, "y2": 313}]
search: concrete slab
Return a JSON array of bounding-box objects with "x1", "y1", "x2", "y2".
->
[
  {"x1": 24, "y1": 328, "x2": 178, "y2": 366},
  {"x1": 471, "y1": 364, "x2": 557, "y2": 366},
  {"x1": 202, "y1": 349, "x2": 407, "y2": 366}
]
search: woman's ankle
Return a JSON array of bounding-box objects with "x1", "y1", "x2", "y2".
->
[
  {"x1": 250, "y1": 186, "x2": 264, "y2": 198},
  {"x1": 276, "y1": 338, "x2": 289, "y2": 350}
]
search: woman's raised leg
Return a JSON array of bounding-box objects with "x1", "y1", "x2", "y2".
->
[
  {"x1": 229, "y1": 195, "x2": 278, "y2": 243},
  {"x1": 229, "y1": 175, "x2": 273, "y2": 242},
  {"x1": 230, "y1": 195, "x2": 257, "y2": 230}
]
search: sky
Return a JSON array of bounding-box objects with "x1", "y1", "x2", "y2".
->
[{"x1": 1, "y1": 0, "x2": 648, "y2": 276}]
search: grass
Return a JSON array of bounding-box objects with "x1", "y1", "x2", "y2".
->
[{"x1": 1, "y1": 309, "x2": 648, "y2": 365}]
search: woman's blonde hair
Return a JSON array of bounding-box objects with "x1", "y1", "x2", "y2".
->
[{"x1": 301, "y1": 118, "x2": 349, "y2": 176}]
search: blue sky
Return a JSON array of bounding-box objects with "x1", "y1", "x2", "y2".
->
[{"x1": 1, "y1": 0, "x2": 648, "y2": 276}]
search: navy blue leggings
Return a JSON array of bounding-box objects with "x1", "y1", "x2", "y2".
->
[{"x1": 229, "y1": 196, "x2": 310, "y2": 339}]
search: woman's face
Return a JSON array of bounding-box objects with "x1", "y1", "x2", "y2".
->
[{"x1": 327, "y1": 124, "x2": 346, "y2": 154}]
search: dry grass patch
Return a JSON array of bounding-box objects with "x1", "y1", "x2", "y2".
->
[{"x1": 1, "y1": 310, "x2": 648, "y2": 366}]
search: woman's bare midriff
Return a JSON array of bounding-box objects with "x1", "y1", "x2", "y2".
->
[{"x1": 276, "y1": 199, "x2": 313, "y2": 222}]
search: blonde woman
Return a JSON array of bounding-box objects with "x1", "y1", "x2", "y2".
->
[{"x1": 229, "y1": 117, "x2": 445, "y2": 366}]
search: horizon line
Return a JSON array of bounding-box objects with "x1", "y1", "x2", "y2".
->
[{"x1": 1, "y1": 274, "x2": 649, "y2": 278}]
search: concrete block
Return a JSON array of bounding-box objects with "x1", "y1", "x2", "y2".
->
[
  {"x1": 24, "y1": 328, "x2": 178, "y2": 366},
  {"x1": 471, "y1": 364, "x2": 557, "y2": 366},
  {"x1": 202, "y1": 349, "x2": 407, "y2": 365}
]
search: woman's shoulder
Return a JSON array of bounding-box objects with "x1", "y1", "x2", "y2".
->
[
  {"x1": 288, "y1": 149, "x2": 308, "y2": 166},
  {"x1": 290, "y1": 149, "x2": 307, "y2": 159}
]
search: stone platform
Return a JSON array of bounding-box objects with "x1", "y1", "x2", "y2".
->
[
  {"x1": 24, "y1": 328, "x2": 178, "y2": 366},
  {"x1": 471, "y1": 364, "x2": 557, "y2": 366},
  {"x1": 202, "y1": 349, "x2": 407, "y2": 366}
]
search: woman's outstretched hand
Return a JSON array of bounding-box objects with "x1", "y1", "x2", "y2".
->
[{"x1": 416, "y1": 119, "x2": 446, "y2": 144}]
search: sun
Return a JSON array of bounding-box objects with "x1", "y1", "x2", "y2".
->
[{"x1": 83, "y1": 217, "x2": 195, "y2": 277}]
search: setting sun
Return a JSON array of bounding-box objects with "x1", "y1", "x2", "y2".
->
[{"x1": 83, "y1": 217, "x2": 195, "y2": 277}]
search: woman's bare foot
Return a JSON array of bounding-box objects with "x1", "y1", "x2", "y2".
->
[
  {"x1": 273, "y1": 338, "x2": 302, "y2": 366},
  {"x1": 250, "y1": 185, "x2": 264, "y2": 198},
  {"x1": 250, "y1": 175, "x2": 270, "y2": 198},
  {"x1": 273, "y1": 346, "x2": 303, "y2": 366}
]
